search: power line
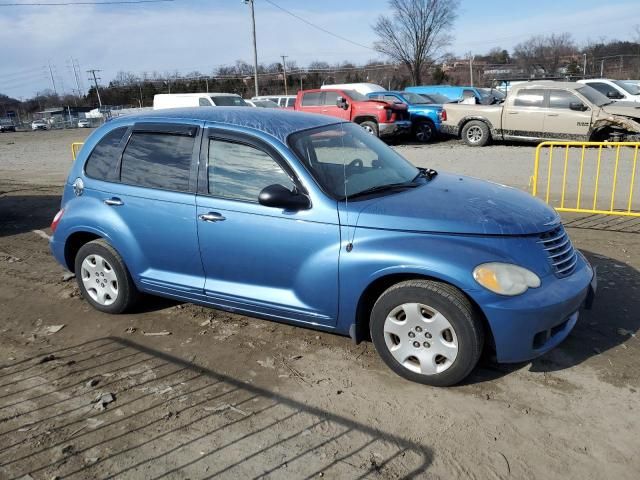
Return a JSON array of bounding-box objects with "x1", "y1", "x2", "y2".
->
[
  {"x1": 262, "y1": 0, "x2": 376, "y2": 52},
  {"x1": 0, "y1": 0, "x2": 174, "y2": 6}
]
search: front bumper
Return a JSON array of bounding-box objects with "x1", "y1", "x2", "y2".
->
[
  {"x1": 477, "y1": 260, "x2": 596, "y2": 363},
  {"x1": 379, "y1": 120, "x2": 412, "y2": 138}
]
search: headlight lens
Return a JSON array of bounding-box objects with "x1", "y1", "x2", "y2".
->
[{"x1": 473, "y1": 262, "x2": 541, "y2": 296}]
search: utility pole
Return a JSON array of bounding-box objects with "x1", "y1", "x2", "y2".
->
[
  {"x1": 87, "y1": 69, "x2": 103, "y2": 108},
  {"x1": 583, "y1": 53, "x2": 587, "y2": 79},
  {"x1": 469, "y1": 56, "x2": 474, "y2": 86},
  {"x1": 244, "y1": 0, "x2": 259, "y2": 97},
  {"x1": 47, "y1": 62, "x2": 58, "y2": 95},
  {"x1": 281, "y1": 55, "x2": 288, "y2": 95},
  {"x1": 600, "y1": 59, "x2": 605, "y2": 77}
]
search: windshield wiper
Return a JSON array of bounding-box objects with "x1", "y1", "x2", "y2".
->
[
  {"x1": 346, "y1": 181, "x2": 420, "y2": 200},
  {"x1": 413, "y1": 167, "x2": 438, "y2": 181}
]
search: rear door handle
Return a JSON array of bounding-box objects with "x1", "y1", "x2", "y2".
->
[
  {"x1": 506, "y1": 111, "x2": 518, "y2": 115},
  {"x1": 104, "y1": 197, "x2": 124, "y2": 206},
  {"x1": 547, "y1": 113, "x2": 559, "y2": 117},
  {"x1": 199, "y1": 212, "x2": 226, "y2": 223}
]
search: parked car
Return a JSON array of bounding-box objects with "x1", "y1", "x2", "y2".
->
[
  {"x1": 441, "y1": 81, "x2": 640, "y2": 146},
  {"x1": 31, "y1": 120, "x2": 48, "y2": 131},
  {"x1": 294, "y1": 88, "x2": 411, "y2": 139},
  {"x1": 320, "y1": 83, "x2": 386, "y2": 96},
  {"x1": 245, "y1": 99, "x2": 281, "y2": 108},
  {"x1": 367, "y1": 90, "x2": 444, "y2": 142},
  {"x1": 577, "y1": 79, "x2": 640, "y2": 103},
  {"x1": 49, "y1": 107, "x2": 596, "y2": 386},
  {"x1": 251, "y1": 95, "x2": 296, "y2": 109},
  {"x1": 78, "y1": 118, "x2": 92, "y2": 128},
  {"x1": 406, "y1": 85, "x2": 499, "y2": 105},
  {"x1": 0, "y1": 119, "x2": 16, "y2": 132},
  {"x1": 153, "y1": 93, "x2": 248, "y2": 109}
]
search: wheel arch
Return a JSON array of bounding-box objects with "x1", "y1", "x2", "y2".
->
[
  {"x1": 352, "y1": 272, "x2": 494, "y2": 353},
  {"x1": 352, "y1": 115, "x2": 378, "y2": 125},
  {"x1": 63, "y1": 231, "x2": 103, "y2": 272}
]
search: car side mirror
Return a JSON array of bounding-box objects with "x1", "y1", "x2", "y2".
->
[
  {"x1": 606, "y1": 91, "x2": 624, "y2": 99},
  {"x1": 569, "y1": 102, "x2": 588, "y2": 112},
  {"x1": 336, "y1": 96, "x2": 349, "y2": 110},
  {"x1": 259, "y1": 184, "x2": 310, "y2": 210}
]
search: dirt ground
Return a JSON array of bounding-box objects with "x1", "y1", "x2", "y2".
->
[{"x1": 1, "y1": 129, "x2": 639, "y2": 479}]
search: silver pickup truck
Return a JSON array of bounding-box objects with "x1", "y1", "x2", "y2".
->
[{"x1": 441, "y1": 80, "x2": 640, "y2": 146}]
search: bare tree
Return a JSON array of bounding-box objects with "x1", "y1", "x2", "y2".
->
[
  {"x1": 373, "y1": 0, "x2": 459, "y2": 85},
  {"x1": 513, "y1": 33, "x2": 577, "y2": 76}
]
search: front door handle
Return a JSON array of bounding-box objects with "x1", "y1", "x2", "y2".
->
[
  {"x1": 547, "y1": 113, "x2": 559, "y2": 117},
  {"x1": 506, "y1": 111, "x2": 518, "y2": 115},
  {"x1": 199, "y1": 212, "x2": 226, "y2": 223},
  {"x1": 104, "y1": 197, "x2": 124, "y2": 206}
]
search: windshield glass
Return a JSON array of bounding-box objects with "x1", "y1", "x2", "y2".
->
[
  {"x1": 576, "y1": 86, "x2": 610, "y2": 106},
  {"x1": 289, "y1": 122, "x2": 419, "y2": 199},
  {"x1": 211, "y1": 96, "x2": 248, "y2": 106},
  {"x1": 400, "y1": 92, "x2": 430, "y2": 104},
  {"x1": 419, "y1": 93, "x2": 449, "y2": 104},
  {"x1": 614, "y1": 80, "x2": 640, "y2": 95},
  {"x1": 341, "y1": 89, "x2": 369, "y2": 101}
]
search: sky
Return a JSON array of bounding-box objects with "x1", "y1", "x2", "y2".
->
[{"x1": 0, "y1": 0, "x2": 639, "y2": 99}]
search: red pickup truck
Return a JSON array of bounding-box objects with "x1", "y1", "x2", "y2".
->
[{"x1": 294, "y1": 88, "x2": 411, "y2": 139}]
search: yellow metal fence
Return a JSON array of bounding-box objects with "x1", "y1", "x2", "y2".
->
[
  {"x1": 71, "y1": 142, "x2": 84, "y2": 160},
  {"x1": 532, "y1": 141, "x2": 640, "y2": 217}
]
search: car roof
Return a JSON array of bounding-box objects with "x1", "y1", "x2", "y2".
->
[
  {"x1": 515, "y1": 80, "x2": 583, "y2": 90},
  {"x1": 110, "y1": 107, "x2": 340, "y2": 143}
]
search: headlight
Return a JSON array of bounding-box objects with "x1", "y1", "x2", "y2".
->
[{"x1": 473, "y1": 262, "x2": 541, "y2": 296}]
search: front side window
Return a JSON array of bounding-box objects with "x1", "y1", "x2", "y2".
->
[
  {"x1": 208, "y1": 140, "x2": 294, "y2": 202},
  {"x1": 84, "y1": 127, "x2": 128, "y2": 181},
  {"x1": 323, "y1": 91, "x2": 340, "y2": 105},
  {"x1": 549, "y1": 90, "x2": 581, "y2": 109},
  {"x1": 289, "y1": 122, "x2": 418, "y2": 199},
  {"x1": 302, "y1": 92, "x2": 322, "y2": 106},
  {"x1": 210, "y1": 96, "x2": 247, "y2": 106},
  {"x1": 120, "y1": 132, "x2": 194, "y2": 191},
  {"x1": 513, "y1": 89, "x2": 545, "y2": 107},
  {"x1": 586, "y1": 82, "x2": 615, "y2": 96}
]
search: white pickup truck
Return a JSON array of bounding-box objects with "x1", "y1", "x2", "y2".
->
[{"x1": 440, "y1": 80, "x2": 640, "y2": 146}]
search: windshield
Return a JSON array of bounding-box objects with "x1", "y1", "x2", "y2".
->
[
  {"x1": 576, "y1": 86, "x2": 610, "y2": 106},
  {"x1": 289, "y1": 122, "x2": 419, "y2": 199},
  {"x1": 614, "y1": 80, "x2": 640, "y2": 95},
  {"x1": 419, "y1": 93, "x2": 450, "y2": 104},
  {"x1": 341, "y1": 89, "x2": 369, "y2": 101},
  {"x1": 400, "y1": 92, "x2": 430, "y2": 104},
  {"x1": 211, "y1": 96, "x2": 248, "y2": 107}
]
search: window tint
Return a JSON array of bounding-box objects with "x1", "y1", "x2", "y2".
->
[
  {"x1": 84, "y1": 127, "x2": 128, "y2": 181},
  {"x1": 199, "y1": 97, "x2": 212, "y2": 106},
  {"x1": 211, "y1": 96, "x2": 247, "y2": 106},
  {"x1": 323, "y1": 91, "x2": 339, "y2": 105},
  {"x1": 208, "y1": 140, "x2": 294, "y2": 202},
  {"x1": 286, "y1": 97, "x2": 296, "y2": 107},
  {"x1": 587, "y1": 82, "x2": 614, "y2": 95},
  {"x1": 549, "y1": 90, "x2": 580, "y2": 109},
  {"x1": 302, "y1": 92, "x2": 322, "y2": 106},
  {"x1": 120, "y1": 132, "x2": 194, "y2": 191},
  {"x1": 513, "y1": 89, "x2": 545, "y2": 107}
]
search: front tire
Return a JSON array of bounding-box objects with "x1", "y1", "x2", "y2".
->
[
  {"x1": 461, "y1": 120, "x2": 490, "y2": 147},
  {"x1": 359, "y1": 120, "x2": 379, "y2": 137},
  {"x1": 414, "y1": 119, "x2": 436, "y2": 143},
  {"x1": 370, "y1": 280, "x2": 484, "y2": 387},
  {"x1": 74, "y1": 239, "x2": 139, "y2": 314}
]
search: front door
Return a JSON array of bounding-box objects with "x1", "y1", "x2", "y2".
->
[
  {"x1": 503, "y1": 88, "x2": 546, "y2": 138},
  {"x1": 543, "y1": 89, "x2": 592, "y2": 140},
  {"x1": 320, "y1": 91, "x2": 352, "y2": 120},
  {"x1": 196, "y1": 130, "x2": 340, "y2": 326}
]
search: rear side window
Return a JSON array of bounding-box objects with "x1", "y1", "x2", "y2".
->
[
  {"x1": 208, "y1": 139, "x2": 294, "y2": 202},
  {"x1": 120, "y1": 132, "x2": 195, "y2": 192},
  {"x1": 513, "y1": 89, "x2": 545, "y2": 107},
  {"x1": 549, "y1": 90, "x2": 580, "y2": 109},
  {"x1": 199, "y1": 97, "x2": 212, "y2": 106},
  {"x1": 286, "y1": 97, "x2": 296, "y2": 107},
  {"x1": 84, "y1": 127, "x2": 128, "y2": 181},
  {"x1": 302, "y1": 92, "x2": 322, "y2": 106}
]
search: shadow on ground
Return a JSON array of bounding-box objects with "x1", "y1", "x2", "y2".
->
[
  {"x1": 0, "y1": 338, "x2": 432, "y2": 479},
  {"x1": 0, "y1": 193, "x2": 60, "y2": 237}
]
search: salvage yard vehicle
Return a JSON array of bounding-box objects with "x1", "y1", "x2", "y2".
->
[
  {"x1": 367, "y1": 90, "x2": 444, "y2": 142},
  {"x1": 295, "y1": 88, "x2": 411, "y2": 139},
  {"x1": 245, "y1": 99, "x2": 280, "y2": 108},
  {"x1": 406, "y1": 85, "x2": 498, "y2": 105},
  {"x1": 0, "y1": 119, "x2": 16, "y2": 132},
  {"x1": 251, "y1": 95, "x2": 296, "y2": 109},
  {"x1": 31, "y1": 119, "x2": 48, "y2": 130},
  {"x1": 441, "y1": 81, "x2": 640, "y2": 146},
  {"x1": 50, "y1": 108, "x2": 596, "y2": 386},
  {"x1": 153, "y1": 93, "x2": 248, "y2": 109},
  {"x1": 578, "y1": 78, "x2": 640, "y2": 103}
]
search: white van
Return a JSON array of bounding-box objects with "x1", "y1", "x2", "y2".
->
[
  {"x1": 153, "y1": 93, "x2": 248, "y2": 110},
  {"x1": 251, "y1": 95, "x2": 296, "y2": 108},
  {"x1": 320, "y1": 83, "x2": 386, "y2": 95}
]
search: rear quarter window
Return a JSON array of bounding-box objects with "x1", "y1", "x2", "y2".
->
[{"x1": 84, "y1": 127, "x2": 128, "y2": 182}]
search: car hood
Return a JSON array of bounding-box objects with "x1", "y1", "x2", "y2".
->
[
  {"x1": 601, "y1": 102, "x2": 640, "y2": 116},
  {"x1": 345, "y1": 173, "x2": 559, "y2": 235}
]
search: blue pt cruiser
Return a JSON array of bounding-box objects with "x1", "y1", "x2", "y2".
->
[{"x1": 50, "y1": 108, "x2": 596, "y2": 386}]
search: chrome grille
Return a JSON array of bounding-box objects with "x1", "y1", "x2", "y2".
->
[{"x1": 538, "y1": 225, "x2": 577, "y2": 277}]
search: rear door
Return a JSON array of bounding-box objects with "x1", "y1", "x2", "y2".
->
[
  {"x1": 299, "y1": 91, "x2": 324, "y2": 114},
  {"x1": 195, "y1": 128, "x2": 340, "y2": 326},
  {"x1": 543, "y1": 89, "x2": 592, "y2": 140},
  {"x1": 503, "y1": 88, "x2": 545, "y2": 138}
]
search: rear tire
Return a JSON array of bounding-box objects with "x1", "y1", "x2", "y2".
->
[
  {"x1": 461, "y1": 120, "x2": 490, "y2": 147},
  {"x1": 370, "y1": 280, "x2": 484, "y2": 387},
  {"x1": 359, "y1": 121, "x2": 379, "y2": 137},
  {"x1": 414, "y1": 119, "x2": 436, "y2": 143},
  {"x1": 74, "y1": 239, "x2": 139, "y2": 314}
]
